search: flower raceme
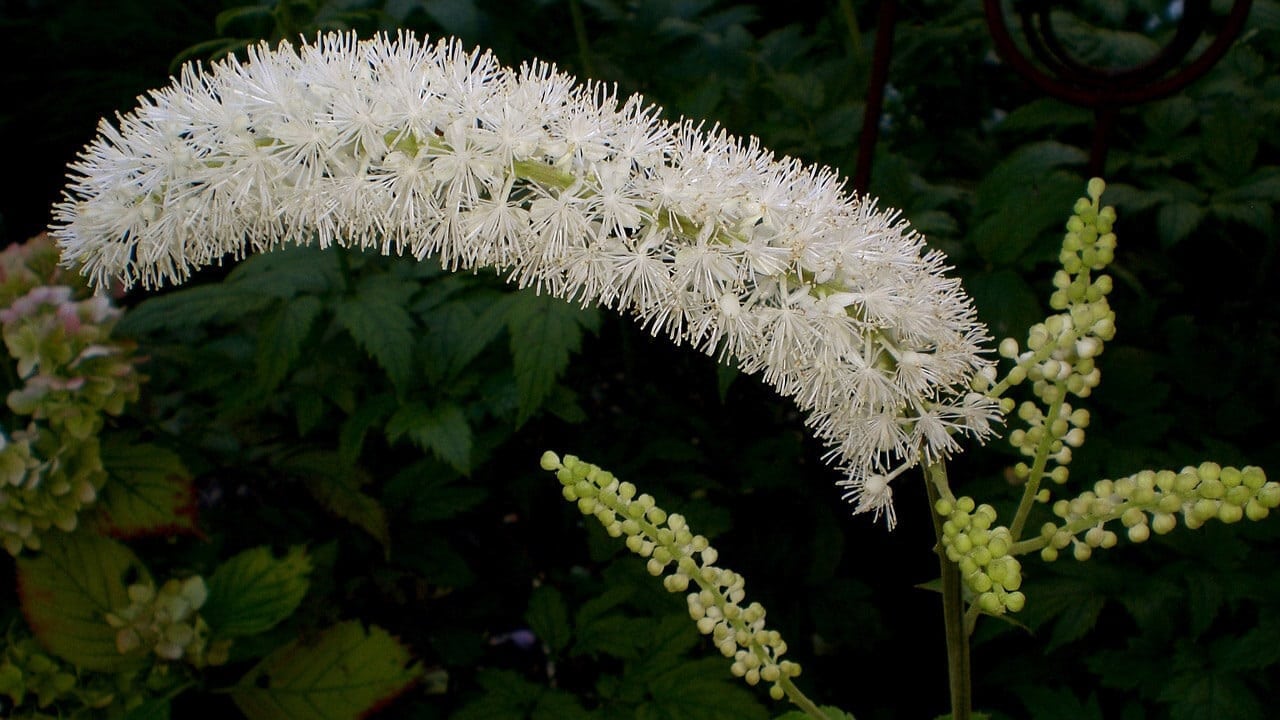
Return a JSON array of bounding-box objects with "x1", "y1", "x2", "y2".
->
[{"x1": 50, "y1": 32, "x2": 999, "y2": 525}]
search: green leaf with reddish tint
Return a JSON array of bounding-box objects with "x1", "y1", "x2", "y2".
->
[
  {"x1": 203, "y1": 546, "x2": 311, "y2": 638},
  {"x1": 279, "y1": 451, "x2": 391, "y2": 554},
  {"x1": 93, "y1": 440, "x2": 198, "y2": 538},
  {"x1": 16, "y1": 532, "x2": 152, "y2": 672},
  {"x1": 230, "y1": 621, "x2": 421, "y2": 720}
]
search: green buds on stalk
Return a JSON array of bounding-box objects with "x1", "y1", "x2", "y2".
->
[
  {"x1": 933, "y1": 495, "x2": 1025, "y2": 614},
  {"x1": 991, "y1": 179, "x2": 1117, "y2": 494},
  {"x1": 540, "y1": 451, "x2": 801, "y2": 701},
  {"x1": 1038, "y1": 464, "x2": 1278, "y2": 562}
]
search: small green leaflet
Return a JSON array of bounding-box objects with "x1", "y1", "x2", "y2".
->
[
  {"x1": 338, "y1": 394, "x2": 397, "y2": 466},
  {"x1": 255, "y1": 295, "x2": 323, "y2": 393},
  {"x1": 452, "y1": 669, "x2": 591, "y2": 720},
  {"x1": 16, "y1": 532, "x2": 152, "y2": 672},
  {"x1": 230, "y1": 620, "x2": 421, "y2": 720},
  {"x1": 94, "y1": 440, "x2": 199, "y2": 538},
  {"x1": 386, "y1": 402, "x2": 472, "y2": 474},
  {"x1": 632, "y1": 656, "x2": 769, "y2": 720},
  {"x1": 334, "y1": 280, "x2": 417, "y2": 390},
  {"x1": 505, "y1": 292, "x2": 599, "y2": 425},
  {"x1": 1015, "y1": 686, "x2": 1103, "y2": 720},
  {"x1": 115, "y1": 284, "x2": 276, "y2": 335},
  {"x1": 203, "y1": 546, "x2": 311, "y2": 638},
  {"x1": 280, "y1": 450, "x2": 392, "y2": 553},
  {"x1": 524, "y1": 585, "x2": 571, "y2": 656},
  {"x1": 382, "y1": 460, "x2": 488, "y2": 523}
]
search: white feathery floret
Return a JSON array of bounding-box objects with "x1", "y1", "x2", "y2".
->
[{"x1": 50, "y1": 32, "x2": 1002, "y2": 527}]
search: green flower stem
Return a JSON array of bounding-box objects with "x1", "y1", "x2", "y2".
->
[
  {"x1": 1008, "y1": 385, "x2": 1066, "y2": 541},
  {"x1": 837, "y1": 0, "x2": 864, "y2": 57},
  {"x1": 778, "y1": 676, "x2": 829, "y2": 719},
  {"x1": 924, "y1": 459, "x2": 972, "y2": 720},
  {"x1": 568, "y1": 0, "x2": 596, "y2": 77},
  {"x1": 546, "y1": 452, "x2": 831, "y2": 719},
  {"x1": 584, "y1": 485, "x2": 830, "y2": 719}
]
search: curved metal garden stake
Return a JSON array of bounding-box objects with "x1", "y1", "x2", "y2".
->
[{"x1": 983, "y1": 0, "x2": 1253, "y2": 175}]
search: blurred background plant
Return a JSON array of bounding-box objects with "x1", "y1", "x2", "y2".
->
[{"x1": 0, "y1": 1, "x2": 1276, "y2": 718}]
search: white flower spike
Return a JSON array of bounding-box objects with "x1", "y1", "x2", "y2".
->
[{"x1": 50, "y1": 32, "x2": 1000, "y2": 526}]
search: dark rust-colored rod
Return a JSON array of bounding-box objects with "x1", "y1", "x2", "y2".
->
[{"x1": 854, "y1": 0, "x2": 898, "y2": 195}]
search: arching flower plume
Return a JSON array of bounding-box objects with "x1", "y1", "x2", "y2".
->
[{"x1": 50, "y1": 32, "x2": 1000, "y2": 526}]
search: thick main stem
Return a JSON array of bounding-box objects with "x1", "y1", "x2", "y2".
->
[{"x1": 925, "y1": 461, "x2": 971, "y2": 720}]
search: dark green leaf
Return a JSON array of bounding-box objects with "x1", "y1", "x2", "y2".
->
[
  {"x1": 641, "y1": 656, "x2": 769, "y2": 720},
  {"x1": 420, "y1": 293, "x2": 512, "y2": 381},
  {"x1": 255, "y1": 295, "x2": 323, "y2": 393},
  {"x1": 203, "y1": 546, "x2": 311, "y2": 638},
  {"x1": 386, "y1": 402, "x2": 472, "y2": 474},
  {"x1": 214, "y1": 5, "x2": 273, "y2": 36},
  {"x1": 505, "y1": 293, "x2": 597, "y2": 424},
  {"x1": 452, "y1": 669, "x2": 543, "y2": 720},
  {"x1": 964, "y1": 270, "x2": 1043, "y2": 344},
  {"x1": 1143, "y1": 97, "x2": 1198, "y2": 138},
  {"x1": 334, "y1": 288, "x2": 416, "y2": 390},
  {"x1": 283, "y1": 452, "x2": 391, "y2": 552},
  {"x1": 1016, "y1": 686, "x2": 1104, "y2": 720},
  {"x1": 1156, "y1": 201, "x2": 1205, "y2": 248},
  {"x1": 420, "y1": 0, "x2": 483, "y2": 38},
  {"x1": 1161, "y1": 670, "x2": 1263, "y2": 720},
  {"x1": 526, "y1": 586, "x2": 572, "y2": 656},
  {"x1": 225, "y1": 246, "x2": 343, "y2": 298},
  {"x1": 999, "y1": 99, "x2": 1093, "y2": 134},
  {"x1": 338, "y1": 394, "x2": 397, "y2": 466},
  {"x1": 973, "y1": 141, "x2": 1087, "y2": 216},
  {"x1": 117, "y1": 284, "x2": 275, "y2": 335},
  {"x1": 384, "y1": 461, "x2": 487, "y2": 522}
]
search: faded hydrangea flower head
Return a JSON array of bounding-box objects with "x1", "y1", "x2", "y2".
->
[{"x1": 50, "y1": 32, "x2": 1000, "y2": 525}]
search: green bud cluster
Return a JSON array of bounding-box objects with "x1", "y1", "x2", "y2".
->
[
  {"x1": 0, "y1": 237, "x2": 144, "y2": 556},
  {"x1": 542, "y1": 451, "x2": 801, "y2": 701},
  {"x1": 0, "y1": 636, "x2": 80, "y2": 713},
  {"x1": 1006, "y1": 400, "x2": 1090, "y2": 487},
  {"x1": 1037, "y1": 463, "x2": 1278, "y2": 562},
  {"x1": 934, "y1": 495, "x2": 1025, "y2": 614},
  {"x1": 105, "y1": 576, "x2": 227, "y2": 666},
  {"x1": 993, "y1": 179, "x2": 1116, "y2": 494},
  {"x1": 0, "y1": 628, "x2": 186, "y2": 718}
]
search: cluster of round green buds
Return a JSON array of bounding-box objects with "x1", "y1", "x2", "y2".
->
[
  {"x1": 106, "y1": 576, "x2": 226, "y2": 666},
  {"x1": 990, "y1": 179, "x2": 1116, "y2": 493},
  {"x1": 0, "y1": 425, "x2": 105, "y2": 556},
  {"x1": 0, "y1": 636, "x2": 80, "y2": 713},
  {"x1": 541, "y1": 451, "x2": 801, "y2": 701},
  {"x1": 1038, "y1": 463, "x2": 1278, "y2": 562},
  {"x1": 934, "y1": 495, "x2": 1025, "y2": 614}
]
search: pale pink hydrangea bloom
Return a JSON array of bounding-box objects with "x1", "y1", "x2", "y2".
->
[{"x1": 50, "y1": 32, "x2": 1000, "y2": 526}]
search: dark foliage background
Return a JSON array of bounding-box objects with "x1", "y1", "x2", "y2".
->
[{"x1": 1, "y1": 1, "x2": 1278, "y2": 718}]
